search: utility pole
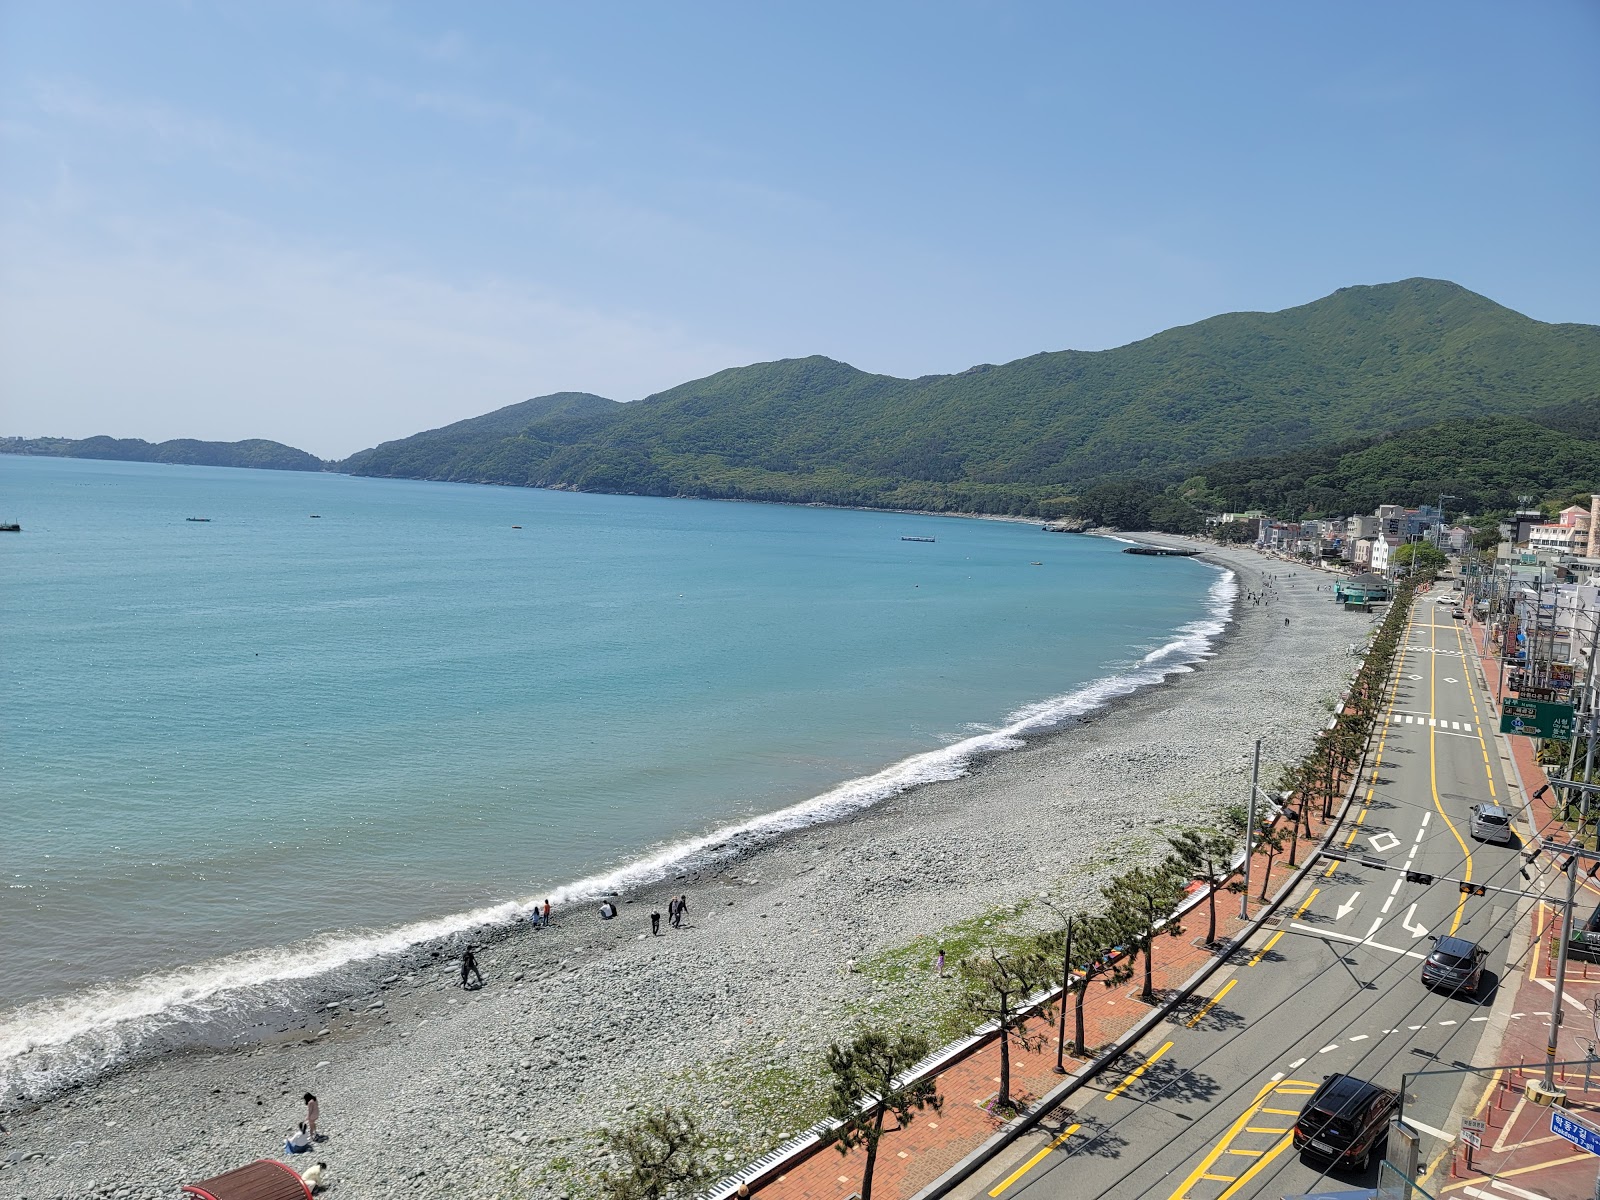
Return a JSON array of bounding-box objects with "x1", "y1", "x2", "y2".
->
[
  {"x1": 1546, "y1": 851, "x2": 1582, "y2": 1090},
  {"x1": 1240, "y1": 738, "x2": 1261, "y2": 919}
]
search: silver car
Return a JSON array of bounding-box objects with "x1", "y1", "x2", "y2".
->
[{"x1": 1469, "y1": 803, "x2": 1514, "y2": 845}]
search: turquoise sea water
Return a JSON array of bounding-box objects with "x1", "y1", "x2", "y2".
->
[{"x1": 0, "y1": 455, "x2": 1229, "y2": 1092}]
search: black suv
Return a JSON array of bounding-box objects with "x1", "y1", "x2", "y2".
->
[
  {"x1": 1421, "y1": 935, "x2": 1487, "y2": 996},
  {"x1": 1293, "y1": 1074, "x2": 1399, "y2": 1170}
]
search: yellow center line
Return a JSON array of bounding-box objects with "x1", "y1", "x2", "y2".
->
[
  {"x1": 1292, "y1": 888, "x2": 1319, "y2": 919},
  {"x1": 1214, "y1": 1136, "x2": 1294, "y2": 1199},
  {"x1": 1530, "y1": 901, "x2": 1546, "y2": 980},
  {"x1": 1104, "y1": 1040, "x2": 1173, "y2": 1101},
  {"x1": 1247, "y1": 930, "x2": 1284, "y2": 967},
  {"x1": 1185, "y1": 978, "x2": 1237, "y2": 1029},
  {"x1": 986, "y1": 1122, "x2": 1081, "y2": 1197},
  {"x1": 1424, "y1": 603, "x2": 1471, "y2": 935},
  {"x1": 1166, "y1": 1079, "x2": 1279, "y2": 1199}
]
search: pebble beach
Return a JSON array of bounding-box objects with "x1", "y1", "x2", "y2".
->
[{"x1": 2, "y1": 537, "x2": 1374, "y2": 1200}]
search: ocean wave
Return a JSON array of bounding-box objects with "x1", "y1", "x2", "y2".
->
[{"x1": 0, "y1": 566, "x2": 1238, "y2": 1103}]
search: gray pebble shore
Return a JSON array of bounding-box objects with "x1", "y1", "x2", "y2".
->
[{"x1": 2, "y1": 538, "x2": 1373, "y2": 1199}]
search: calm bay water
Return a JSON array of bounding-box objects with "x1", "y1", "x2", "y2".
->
[{"x1": 0, "y1": 455, "x2": 1227, "y2": 1086}]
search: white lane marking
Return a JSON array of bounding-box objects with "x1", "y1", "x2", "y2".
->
[
  {"x1": 1288, "y1": 922, "x2": 1430, "y2": 960},
  {"x1": 1288, "y1": 1057, "x2": 1306, "y2": 1069},
  {"x1": 1381, "y1": 896, "x2": 1395, "y2": 914},
  {"x1": 1409, "y1": 1025, "x2": 1423, "y2": 1030},
  {"x1": 1421, "y1": 811, "x2": 1432, "y2": 827},
  {"x1": 1366, "y1": 918, "x2": 1383, "y2": 938},
  {"x1": 1438, "y1": 730, "x2": 1480, "y2": 739},
  {"x1": 1349, "y1": 1034, "x2": 1369, "y2": 1041},
  {"x1": 1319, "y1": 1045, "x2": 1338, "y2": 1053},
  {"x1": 1336, "y1": 892, "x2": 1361, "y2": 919},
  {"x1": 1401, "y1": 1116, "x2": 1453, "y2": 1142},
  {"x1": 1490, "y1": 1177, "x2": 1559, "y2": 1200},
  {"x1": 1463, "y1": 1188, "x2": 1499, "y2": 1200},
  {"x1": 1533, "y1": 977, "x2": 1588, "y2": 1008},
  {"x1": 1414, "y1": 825, "x2": 1426, "y2": 843},
  {"x1": 1389, "y1": 877, "x2": 1404, "y2": 896},
  {"x1": 1270, "y1": 1071, "x2": 1284, "y2": 1082},
  {"x1": 1401, "y1": 904, "x2": 1430, "y2": 939},
  {"x1": 1438, "y1": 1020, "x2": 1457, "y2": 1026},
  {"x1": 1470, "y1": 1016, "x2": 1488, "y2": 1022}
]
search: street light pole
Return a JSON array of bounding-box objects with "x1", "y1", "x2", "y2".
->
[{"x1": 1240, "y1": 738, "x2": 1261, "y2": 919}]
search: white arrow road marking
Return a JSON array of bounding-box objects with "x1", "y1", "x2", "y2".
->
[
  {"x1": 1336, "y1": 892, "x2": 1361, "y2": 919},
  {"x1": 1368, "y1": 831, "x2": 1401, "y2": 853},
  {"x1": 1401, "y1": 904, "x2": 1429, "y2": 939},
  {"x1": 1287, "y1": 924, "x2": 1428, "y2": 961}
]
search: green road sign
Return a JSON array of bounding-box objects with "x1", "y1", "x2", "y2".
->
[{"x1": 1500, "y1": 698, "x2": 1575, "y2": 740}]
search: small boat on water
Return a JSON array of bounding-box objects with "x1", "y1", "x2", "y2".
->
[
  {"x1": 1030, "y1": 560, "x2": 1043, "y2": 565},
  {"x1": 0, "y1": 521, "x2": 20, "y2": 532},
  {"x1": 186, "y1": 517, "x2": 211, "y2": 523},
  {"x1": 901, "y1": 536, "x2": 936, "y2": 543},
  {"x1": 512, "y1": 525, "x2": 523, "y2": 529},
  {"x1": 1123, "y1": 545, "x2": 1200, "y2": 557},
  {"x1": 309, "y1": 514, "x2": 321, "y2": 519}
]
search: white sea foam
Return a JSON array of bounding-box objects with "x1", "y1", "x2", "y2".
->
[{"x1": 0, "y1": 565, "x2": 1238, "y2": 1101}]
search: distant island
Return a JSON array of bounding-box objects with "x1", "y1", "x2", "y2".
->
[
  {"x1": 7, "y1": 277, "x2": 1600, "y2": 526},
  {"x1": 0, "y1": 435, "x2": 324, "y2": 473}
]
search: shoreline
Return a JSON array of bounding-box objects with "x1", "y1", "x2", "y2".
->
[
  {"x1": 0, "y1": 539, "x2": 1229, "y2": 1108},
  {"x1": 3, "y1": 540, "x2": 1366, "y2": 1200}
]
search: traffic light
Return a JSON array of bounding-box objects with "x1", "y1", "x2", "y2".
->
[
  {"x1": 1405, "y1": 871, "x2": 1434, "y2": 884},
  {"x1": 1459, "y1": 882, "x2": 1487, "y2": 896}
]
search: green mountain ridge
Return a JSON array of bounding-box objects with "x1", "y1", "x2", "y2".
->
[
  {"x1": 338, "y1": 278, "x2": 1600, "y2": 514},
  {"x1": 9, "y1": 279, "x2": 1599, "y2": 521}
]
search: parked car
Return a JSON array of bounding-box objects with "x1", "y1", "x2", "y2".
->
[
  {"x1": 1421, "y1": 935, "x2": 1488, "y2": 995},
  {"x1": 1470, "y1": 803, "x2": 1515, "y2": 845},
  {"x1": 1293, "y1": 1074, "x2": 1399, "y2": 1169}
]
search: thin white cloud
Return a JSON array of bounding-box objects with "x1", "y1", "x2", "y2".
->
[
  {"x1": 29, "y1": 79, "x2": 304, "y2": 181},
  {"x1": 0, "y1": 215, "x2": 755, "y2": 459}
]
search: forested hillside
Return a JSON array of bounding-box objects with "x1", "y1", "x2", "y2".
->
[
  {"x1": 1071, "y1": 407, "x2": 1600, "y2": 532},
  {"x1": 339, "y1": 279, "x2": 1600, "y2": 515}
]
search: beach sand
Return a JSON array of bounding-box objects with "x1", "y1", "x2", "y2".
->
[{"x1": 2, "y1": 539, "x2": 1372, "y2": 1199}]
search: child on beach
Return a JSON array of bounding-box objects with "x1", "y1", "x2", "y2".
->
[
  {"x1": 460, "y1": 947, "x2": 484, "y2": 989},
  {"x1": 303, "y1": 1091, "x2": 319, "y2": 1139}
]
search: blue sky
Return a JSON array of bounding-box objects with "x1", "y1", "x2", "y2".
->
[{"x1": 2, "y1": 1, "x2": 1596, "y2": 458}]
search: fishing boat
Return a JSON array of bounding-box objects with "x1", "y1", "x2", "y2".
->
[
  {"x1": 0, "y1": 521, "x2": 19, "y2": 532},
  {"x1": 1122, "y1": 545, "x2": 1200, "y2": 557},
  {"x1": 901, "y1": 536, "x2": 936, "y2": 543},
  {"x1": 185, "y1": 517, "x2": 211, "y2": 522}
]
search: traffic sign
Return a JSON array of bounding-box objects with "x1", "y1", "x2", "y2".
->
[
  {"x1": 1461, "y1": 1118, "x2": 1485, "y2": 1133},
  {"x1": 1551, "y1": 1108, "x2": 1600, "y2": 1155},
  {"x1": 1501, "y1": 698, "x2": 1576, "y2": 740},
  {"x1": 1461, "y1": 1130, "x2": 1482, "y2": 1149}
]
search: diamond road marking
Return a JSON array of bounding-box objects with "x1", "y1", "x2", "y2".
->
[{"x1": 1368, "y1": 831, "x2": 1402, "y2": 853}]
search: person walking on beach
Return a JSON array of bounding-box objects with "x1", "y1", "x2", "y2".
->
[
  {"x1": 303, "y1": 1092, "x2": 319, "y2": 1140},
  {"x1": 650, "y1": 910, "x2": 661, "y2": 936},
  {"x1": 460, "y1": 946, "x2": 483, "y2": 989},
  {"x1": 675, "y1": 894, "x2": 688, "y2": 926},
  {"x1": 543, "y1": 898, "x2": 551, "y2": 924},
  {"x1": 935, "y1": 948, "x2": 945, "y2": 978},
  {"x1": 666, "y1": 896, "x2": 679, "y2": 927}
]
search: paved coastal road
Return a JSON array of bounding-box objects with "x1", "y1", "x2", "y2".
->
[{"x1": 958, "y1": 592, "x2": 1534, "y2": 1200}]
